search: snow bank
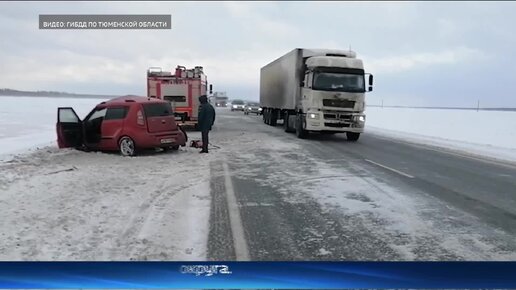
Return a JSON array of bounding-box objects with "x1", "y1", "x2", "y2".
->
[
  {"x1": 0, "y1": 145, "x2": 212, "y2": 261},
  {"x1": 365, "y1": 107, "x2": 516, "y2": 162},
  {"x1": 0, "y1": 96, "x2": 103, "y2": 159}
]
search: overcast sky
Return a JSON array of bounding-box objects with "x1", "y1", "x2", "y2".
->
[{"x1": 1, "y1": 1, "x2": 515, "y2": 107}]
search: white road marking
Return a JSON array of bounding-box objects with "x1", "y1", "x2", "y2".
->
[
  {"x1": 222, "y1": 162, "x2": 250, "y2": 261},
  {"x1": 364, "y1": 159, "x2": 415, "y2": 179}
]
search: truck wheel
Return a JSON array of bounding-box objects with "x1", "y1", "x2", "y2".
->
[
  {"x1": 119, "y1": 136, "x2": 136, "y2": 156},
  {"x1": 346, "y1": 132, "x2": 360, "y2": 141},
  {"x1": 264, "y1": 110, "x2": 270, "y2": 124},
  {"x1": 295, "y1": 115, "x2": 308, "y2": 139},
  {"x1": 270, "y1": 109, "x2": 277, "y2": 126},
  {"x1": 283, "y1": 113, "x2": 290, "y2": 132},
  {"x1": 285, "y1": 113, "x2": 296, "y2": 133}
]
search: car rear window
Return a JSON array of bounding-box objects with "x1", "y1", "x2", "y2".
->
[
  {"x1": 143, "y1": 103, "x2": 173, "y2": 117},
  {"x1": 105, "y1": 107, "x2": 128, "y2": 120}
]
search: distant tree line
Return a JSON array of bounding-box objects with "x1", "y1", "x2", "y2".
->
[{"x1": 0, "y1": 88, "x2": 116, "y2": 99}]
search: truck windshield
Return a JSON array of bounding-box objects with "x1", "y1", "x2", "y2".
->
[{"x1": 313, "y1": 72, "x2": 365, "y2": 93}]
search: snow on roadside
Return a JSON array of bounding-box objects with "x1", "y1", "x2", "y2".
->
[
  {"x1": 365, "y1": 107, "x2": 516, "y2": 163},
  {"x1": 0, "y1": 140, "x2": 213, "y2": 261},
  {"x1": 367, "y1": 126, "x2": 516, "y2": 164}
]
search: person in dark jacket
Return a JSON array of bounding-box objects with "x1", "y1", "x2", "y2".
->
[{"x1": 197, "y1": 95, "x2": 216, "y2": 153}]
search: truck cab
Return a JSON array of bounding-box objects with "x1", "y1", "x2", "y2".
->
[
  {"x1": 301, "y1": 54, "x2": 373, "y2": 138},
  {"x1": 260, "y1": 48, "x2": 373, "y2": 141}
]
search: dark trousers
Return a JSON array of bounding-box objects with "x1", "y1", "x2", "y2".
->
[{"x1": 201, "y1": 130, "x2": 209, "y2": 152}]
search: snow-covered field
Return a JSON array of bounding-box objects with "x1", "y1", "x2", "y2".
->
[
  {"x1": 0, "y1": 96, "x2": 103, "y2": 160},
  {"x1": 366, "y1": 107, "x2": 516, "y2": 163}
]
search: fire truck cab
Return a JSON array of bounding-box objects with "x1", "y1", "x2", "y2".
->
[{"x1": 147, "y1": 66, "x2": 212, "y2": 129}]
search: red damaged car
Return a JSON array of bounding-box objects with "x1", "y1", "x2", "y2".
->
[{"x1": 56, "y1": 96, "x2": 187, "y2": 156}]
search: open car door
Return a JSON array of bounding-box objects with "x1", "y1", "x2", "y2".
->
[{"x1": 56, "y1": 107, "x2": 83, "y2": 148}]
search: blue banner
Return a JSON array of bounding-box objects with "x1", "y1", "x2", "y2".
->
[{"x1": 0, "y1": 262, "x2": 516, "y2": 288}]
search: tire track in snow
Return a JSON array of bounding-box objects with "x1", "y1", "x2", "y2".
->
[
  {"x1": 207, "y1": 161, "x2": 236, "y2": 260},
  {"x1": 113, "y1": 178, "x2": 204, "y2": 260}
]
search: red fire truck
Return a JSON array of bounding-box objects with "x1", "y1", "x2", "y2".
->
[{"x1": 147, "y1": 66, "x2": 212, "y2": 129}]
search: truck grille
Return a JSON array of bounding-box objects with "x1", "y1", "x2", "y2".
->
[
  {"x1": 323, "y1": 99, "x2": 355, "y2": 108},
  {"x1": 323, "y1": 114, "x2": 352, "y2": 122},
  {"x1": 325, "y1": 123, "x2": 350, "y2": 128}
]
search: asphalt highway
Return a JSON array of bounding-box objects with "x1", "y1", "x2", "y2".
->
[{"x1": 206, "y1": 108, "x2": 516, "y2": 261}]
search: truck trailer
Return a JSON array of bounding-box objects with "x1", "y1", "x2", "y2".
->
[
  {"x1": 147, "y1": 66, "x2": 212, "y2": 129},
  {"x1": 260, "y1": 48, "x2": 373, "y2": 140}
]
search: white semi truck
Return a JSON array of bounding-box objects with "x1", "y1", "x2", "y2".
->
[{"x1": 260, "y1": 48, "x2": 373, "y2": 140}]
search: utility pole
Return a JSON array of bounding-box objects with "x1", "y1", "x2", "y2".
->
[
  {"x1": 381, "y1": 99, "x2": 384, "y2": 108},
  {"x1": 477, "y1": 100, "x2": 480, "y2": 112}
]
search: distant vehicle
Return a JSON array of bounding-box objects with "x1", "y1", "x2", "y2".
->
[
  {"x1": 212, "y1": 92, "x2": 229, "y2": 107},
  {"x1": 56, "y1": 96, "x2": 187, "y2": 156},
  {"x1": 147, "y1": 66, "x2": 213, "y2": 128},
  {"x1": 260, "y1": 48, "x2": 373, "y2": 140},
  {"x1": 231, "y1": 99, "x2": 246, "y2": 111},
  {"x1": 244, "y1": 102, "x2": 262, "y2": 115}
]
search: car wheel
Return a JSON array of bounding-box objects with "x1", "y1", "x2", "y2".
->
[{"x1": 119, "y1": 136, "x2": 136, "y2": 156}]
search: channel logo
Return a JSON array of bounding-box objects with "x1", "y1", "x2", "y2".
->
[{"x1": 180, "y1": 265, "x2": 233, "y2": 277}]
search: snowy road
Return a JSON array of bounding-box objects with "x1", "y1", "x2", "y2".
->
[
  {"x1": 207, "y1": 109, "x2": 516, "y2": 261},
  {"x1": 2, "y1": 108, "x2": 516, "y2": 261}
]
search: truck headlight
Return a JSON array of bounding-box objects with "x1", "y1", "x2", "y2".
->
[
  {"x1": 308, "y1": 113, "x2": 319, "y2": 120},
  {"x1": 357, "y1": 115, "x2": 365, "y2": 122},
  {"x1": 232, "y1": 105, "x2": 237, "y2": 108},
  {"x1": 258, "y1": 108, "x2": 262, "y2": 111}
]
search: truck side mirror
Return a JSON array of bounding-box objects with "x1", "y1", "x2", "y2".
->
[
  {"x1": 367, "y1": 74, "x2": 373, "y2": 92},
  {"x1": 209, "y1": 84, "x2": 213, "y2": 94}
]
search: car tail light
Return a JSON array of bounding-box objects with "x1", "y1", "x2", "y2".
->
[{"x1": 137, "y1": 110, "x2": 145, "y2": 125}]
